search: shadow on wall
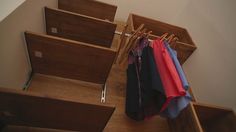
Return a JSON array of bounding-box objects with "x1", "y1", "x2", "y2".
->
[
  {"x1": 175, "y1": 0, "x2": 236, "y2": 112},
  {"x1": 0, "y1": 0, "x2": 57, "y2": 89}
]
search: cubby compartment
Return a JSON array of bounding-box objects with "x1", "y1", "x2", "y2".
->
[
  {"x1": 0, "y1": 87, "x2": 115, "y2": 132},
  {"x1": 127, "y1": 13, "x2": 197, "y2": 64},
  {"x1": 168, "y1": 102, "x2": 236, "y2": 132},
  {"x1": 25, "y1": 31, "x2": 117, "y2": 84},
  {"x1": 194, "y1": 102, "x2": 236, "y2": 132},
  {"x1": 45, "y1": 7, "x2": 117, "y2": 48},
  {"x1": 58, "y1": 0, "x2": 117, "y2": 22}
]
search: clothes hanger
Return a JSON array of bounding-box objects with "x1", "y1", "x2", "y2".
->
[
  {"x1": 127, "y1": 28, "x2": 147, "y2": 53},
  {"x1": 171, "y1": 37, "x2": 179, "y2": 49},
  {"x1": 123, "y1": 24, "x2": 144, "y2": 53},
  {"x1": 119, "y1": 24, "x2": 145, "y2": 64},
  {"x1": 160, "y1": 33, "x2": 169, "y2": 41},
  {"x1": 145, "y1": 31, "x2": 152, "y2": 38},
  {"x1": 167, "y1": 34, "x2": 175, "y2": 43}
]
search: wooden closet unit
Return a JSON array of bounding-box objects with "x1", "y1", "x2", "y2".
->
[
  {"x1": 45, "y1": 7, "x2": 117, "y2": 48},
  {"x1": 25, "y1": 31, "x2": 117, "y2": 84},
  {"x1": 0, "y1": 87, "x2": 115, "y2": 132},
  {"x1": 127, "y1": 13, "x2": 197, "y2": 64},
  {"x1": 58, "y1": 0, "x2": 117, "y2": 22},
  {"x1": 168, "y1": 102, "x2": 236, "y2": 132}
]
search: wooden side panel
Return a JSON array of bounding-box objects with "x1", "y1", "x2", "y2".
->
[
  {"x1": 193, "y1": 102, "x2": 236, "y2": 132},
  {"x1": 58, "y1": 0, "x2": 117, "y2": 22},
  {"x1": 0, "y1": 88, "x2": 115, "y2": 132},
  {"x1": 25, "y1": 31, "x2": 117, "y2": 84},
  {"x1": 175, "y1": 42, "x2": 197, "y2": 64},
  {"x1": 168, "y1": 103, "x2": 203, "y2": 132},
  {"x1": 45, "y1": 7, "x2": 117, "y2": 48}
]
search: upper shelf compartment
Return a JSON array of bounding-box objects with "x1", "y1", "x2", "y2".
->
[
  {"x1": 127, "y1": 13, "x2": 197, "y2": 64},
  {"x1": 45, "y1": 7, "x2": 117, "y2": 48},
  {"x1": 58, "y1": 0, "x2": 117, "y2": 22}
]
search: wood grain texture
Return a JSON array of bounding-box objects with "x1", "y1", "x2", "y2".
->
[
  {"x1": 25, "y1": 31, "x2": 117, "y2": 84},
  {"x1": 45, "y1": 7, "x2": 117, "y2": 48},
  {"x1": 168, "y1": 103, "x2": 203, "y2": 132},
  {"x1": 126, "y1": 13, "x2": 197, "y2": 64},
  {"x1": 0, "y1": 87, "x2": 115, "y2": 132},
  {"x1": 58, "y1": 0, "x2": 117, "y2": 22},
  {"x1": 24, "y1": 64, "x2": 170, "y2": 132},
  {"x1": 193, "y1": 102, "x2": 236, "y2": 132}
]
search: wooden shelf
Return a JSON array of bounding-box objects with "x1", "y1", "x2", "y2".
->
[
  {"x1": 126, "y1": 13, "x2": 197, "y2": 64},
  {"x1": 58, "y1": 0, "x2": 117, "y2": 22}
]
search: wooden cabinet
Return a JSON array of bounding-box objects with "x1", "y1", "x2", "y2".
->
[
  {"x1": 126, "y1": 13, "x2": 197, "y2": 64},
  {"x1": 169, "y1": 102, "x2": 236, "y2": 132},
  {"x1": 58, "y1": 0, "x2": 117, "y2": 22}
]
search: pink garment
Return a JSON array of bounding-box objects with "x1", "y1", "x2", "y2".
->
[{"x1": 152, "y1": 39, "x2": 186, "y2": 112}]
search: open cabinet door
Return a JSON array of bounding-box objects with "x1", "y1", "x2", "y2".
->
[{"x1": 0, "y1": 88, "x2": 115, "y2": 132}]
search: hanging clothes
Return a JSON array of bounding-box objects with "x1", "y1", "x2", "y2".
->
[
  {"x1": 125, "y1": 38, "x2": 166, "y2": 121},
  {"x1": 152, "y1": 39, "x2": 186, "y2": 112},
  {"x1": 164, "y1": 41, "x2": 189, "y2": 90},
  {"x1": 160, "y1": 92, "x2": 191, "y2": 118},
  {"x1": 142, "y1": 46, "x2": 166, "y2": 118},
  {"x1": 159, "y1": 41, "x2": 191, "y2": 118},
  {"x1": 125, "y1": 36, "x2": 191, "y2": 120}
]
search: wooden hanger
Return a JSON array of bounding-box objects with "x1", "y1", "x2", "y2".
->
[
  {"x1": 145, "y1": 31, "x2": 152, "y2": 38},
  {"x1": 167, "y1": 34, "x2": 175, "y2": 43},
  {"x1": 123, "y1": 24, "x2": 144, "y2": 53},
  {"x1": 171, "y1": 37, "x2": 179, "y2": 49},
  {"x1": 127, "y1": 28, "x2": 147, "y2": 53},
  {"x1": 160, "y1": 33, "x2": 168, "y2": 41},
  {"x1": 119, "y1": 24, "x2": 145, "y2": 64}
]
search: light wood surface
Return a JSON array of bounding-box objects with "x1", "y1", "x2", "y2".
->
[
  {"x1": 18, "y1": 63, "x2": 171, "y2": 132},
  {"x1": 25, "y1": 31, "x2": 117, "y2": 84},
  {"x1": 45, "y1": 7, "x2": 117, "y2": 48},
  {"x1": 58, "y1": 0, "x2": 117, "y2": 22},
  {"x1": 0, "y1": 87, "x2": 115, "y2": 132},
  {"x1": 193, "y1": 102, "x2": 236, "y2": 132}
]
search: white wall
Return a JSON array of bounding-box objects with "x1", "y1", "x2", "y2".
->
[
  {"x1": 0, "y1": 0, "x2": 235, "y2": 111},
  {"x1": 101, "y1": 0, "x2": 236, "y2": 111},
  {"x1": 0, "y1": 0, "x2": 26, "y2": 22},
  {"x1": 0, "y1": 0, "x2": 57, "y2": 89}
]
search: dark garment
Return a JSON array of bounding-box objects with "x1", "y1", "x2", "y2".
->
[
  {"x1": 125, "y1": 45, "x2": 166, "y2": 121},
  {"x1": 126, "y1": 63, "x2": 145, "y2": 121},
  {"x1": 141, "y1": 47, "x2": 166, "y2": 117}
]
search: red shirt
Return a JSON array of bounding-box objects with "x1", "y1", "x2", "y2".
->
[{"x1": 152, "y1": 39, "x2": 186, "y2": 112}]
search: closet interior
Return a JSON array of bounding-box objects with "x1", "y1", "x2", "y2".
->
[{"x1": 0, "y1": 0, "x2": 235, "y2": 131}]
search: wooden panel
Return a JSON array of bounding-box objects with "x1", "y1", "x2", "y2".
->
[
  {"x1": 168, "y1": 103, "x2": 203, "y2": 132},
  {"x1": 28, "y1": 65, "x2": 171, "y2": 132},
  {"x1": 193, "y1": 102, "x2": 236, "y2": 132},
  {"x1": 25, "y1": 31, "x2": 117, "y2": 84},
  {"x1": 0, "y1": 88, "x2": 115, "y2": 132},
  {"x1": 204, "y1": 112, "x2": 236, "y2": 132},
  {"x1": 126, "y1": 13, "x2": 197, "y2": 64},
  {"x1": 45, "y1": 7, "x2": 117, "y2": 48},
  {"x1": 58, "y1": 0, "x2": 117, "y2": 22}
]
